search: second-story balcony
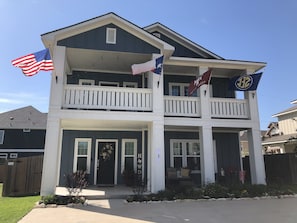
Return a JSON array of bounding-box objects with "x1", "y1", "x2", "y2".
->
[{"x1": 63, "y1": 85, "x2": 249, "y2": 119}]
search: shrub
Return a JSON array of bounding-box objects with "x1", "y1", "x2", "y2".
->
[
  {"x1": 65, "y1": 171, "x2": 88, "y2": 196},
  {"x1": 203, "y1": 183, "x2": 229, "y2": 198}
]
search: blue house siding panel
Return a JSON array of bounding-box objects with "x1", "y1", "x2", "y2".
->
[
  {"x1": 58, "y1": 23, "x2": 159, "y2": 54},
  {"x1": 156, "y1": 32, "x2": 205, "y2": 58},
  {"x1": 60, "y1": 130, "x2": 146, "y2": 186},
  {"x1": 67, "y1": 71, "x2": 144, "y2": 87},
  {"x1": 212, "y1": 77, "x2": 235, "y2": 98},
  {"x1": 0, "y1": 129, "x2": 45, "y2": 149},
  {"x1": 213, "y1": 132, "x2": 241, "y2": 174}
]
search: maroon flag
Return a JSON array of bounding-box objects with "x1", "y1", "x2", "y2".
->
[{"x1": 188, "y1": 69, "x2": 212, "y2": 96}]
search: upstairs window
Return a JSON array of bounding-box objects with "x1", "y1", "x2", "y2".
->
[
  {"x1": 79, "y1": 79, "x2": 95, "y2": 85},
  {"x1": 0, "y1": 130, "x2": 4, "y2": 144},
  {"x1": 169, "y1": 83, "x2": 198, "y2": 97},
  {"x1": 106, "y1": 28, "x2": 116, "y2": 44}
]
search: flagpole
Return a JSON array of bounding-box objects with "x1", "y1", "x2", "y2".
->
[{"x1": 204, "y1": 69, "x2": 212, "y2": 96}]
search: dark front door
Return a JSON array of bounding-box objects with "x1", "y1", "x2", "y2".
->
[{"x1": 97, "y1": 141, "x2": 115, "y2": 185}]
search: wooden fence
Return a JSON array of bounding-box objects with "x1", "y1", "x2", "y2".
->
[
  {"x1": 243, "y1": 153, "x2": 297, "y2": 184},
  {"x1": 2, "y1": 155, "x2": 43, "y2": 197}
]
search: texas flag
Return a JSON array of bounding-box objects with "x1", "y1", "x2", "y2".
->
[{"x1": 131, "y1": 55, "x2": 164, "y2": 75}]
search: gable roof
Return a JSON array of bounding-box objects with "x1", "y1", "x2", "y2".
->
[
  {"x1": 0, "y1": 106, "x2": 47, "y2": 129},
  {"x1": 41, "y1": 12, "x2": 175, "y2": 58},
  {"x1": 144, "y1": 22, "x2": 223, "y2": 60},
  {"x1": 272, "y1": 105, "x2": 297, "y2": 118}
]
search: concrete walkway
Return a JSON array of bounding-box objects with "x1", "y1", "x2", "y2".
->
[{"x1": 19, "y1": 197, "x2": 297, "y2": 223}]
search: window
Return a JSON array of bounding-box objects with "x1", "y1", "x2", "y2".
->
[
  {"x1": 73, "y1": 138, "x2": 92, "y2": 173},
  {"x1": 121, "y1": 139, "x2": 137, "y2": 172},
  {"x1": 0, "y1": 130, "x2": 4, "y2": 144},
  {"x1": 106, "y1": 28, "x2": 116, "y2": 44},
  {"x1": 169, "y1": 83, "x2": 198, "y2": 97},
  {"x1": 79, "y1": 79, "x2": 95, "y2": 85},
  {"x1": 170, "y1": 140, "x2": 200, "y2": 171},
  {"x1": 10, "y1": 153, "x2": 18, "y2": 159},
  {"x1": 99, "y1": 81, "x2": 119, "y2": 87},
  {"x1": 0, "y1": 153, "x2": 7, "y2": 165},
  {"x1": 123, "y1": 82, "x2": 138, "y2": 88}
]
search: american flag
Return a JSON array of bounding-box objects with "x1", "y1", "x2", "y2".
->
[{"x1": 11, "y1": 48, "x2": 54, "y2": 76}]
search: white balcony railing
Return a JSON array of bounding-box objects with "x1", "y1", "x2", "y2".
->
[
  {"x1": 63, "y1": 85, "x2": 249, "y2": 119},
  {"x1": 210, "y1": 98, "x2": 249, "y2": 119},
  {"x1": 164, "y1": 96, "x2": 200, "y2": 117},
  {"x1": 63, "y1": 85, "x2": 152, "y2": 111}
]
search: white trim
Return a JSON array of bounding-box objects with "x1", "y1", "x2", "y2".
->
[
  {"x1": 0, "y1": 153, "x2": 8, "y2": 159},
  {"x1": 106, "y1": 27, "x2": 117, "y2": 44},
  {"x1": 0, "y1": 149, "x2": 44, "y2": 153},
  {"x1": 79, "y1": 79, "x2": 95, "y2": 85},
  {"x1": 121, "y1": 139, "x2": 137, "y2": 173},
  {"x1": 94, "y1": 139, "x2": 118, "y2": 185},
  {"x1": 123, "y1": 82, "x2": 138, "y2": 88},
  {"x1": 73, "y1": 138, "x2": 92, "y2": 173},
  {"x1": 99, "y1": 81, "x2": 119, "y2": 87},
  {"x1": 10, "y1": 153, "x2": 18, "y2": 159}
]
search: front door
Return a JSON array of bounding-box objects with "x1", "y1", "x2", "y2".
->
[{"x1": 96, "y1": 141, "x2": 116, "y2": 185}]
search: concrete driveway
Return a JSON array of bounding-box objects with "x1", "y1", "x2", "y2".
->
[{"x1": 19, "y1": 197, "x2": 297, "y2": 223}]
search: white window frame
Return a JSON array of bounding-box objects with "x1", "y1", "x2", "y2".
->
[
  {"x1": 106, "y1": 28, "x2": 117, "y2": 44},
  {"x1": 10, "y1": 153, "x2": 18, "y2": 159},
  {"x1": 169, "y1": 82, "x2": 199, "y2": 97},
  {"x1": 123, "y1": 82, "x2": 138, "y2": 88},
  {"x1": 73, "y1": 138, "x2": 92, "y2": 174},
  {"x1": 170, "y1": 139, "x2": 200, "y2": 172},
  {"x1": 0, "y1": 153, "x2": 8, "y2": 164},
  {"x1": 0, "y1": 130, "x2": 4, "y2": 144},
  {"x1": 99, "y1": 81, "x2": 119, "y2": 87},
  {"x1": 79, "y1": 79, "x2": 95, "y2": 85},
  {"x1": 121, "y1": 139, "x2": 137, "y2": 173}
]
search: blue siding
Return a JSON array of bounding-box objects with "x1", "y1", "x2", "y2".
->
[
  {"x1": 155, "y1": 32, "x2": 208, "y2": 58},
  {"x1": 67, "y1": 70, "x2": 144, "y2": 87},
  {"x1": 213, "y1": 132, "x2": 241, "y2": 174},
  {"x1": 60, "y1": 130, "x2": 147, "y2": 186},
  {"x1": 58, "y1": 23, "x2": 159, "y2": 54}
]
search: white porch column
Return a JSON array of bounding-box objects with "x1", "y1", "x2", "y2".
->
[
  {"x1": 245, "y1": 86, "x2": 266, "y2": 184},
  {"x1": 147, "y1": 54, "x2": 165, "y2": 193},
  {"x1": 149, "y1": 121, "x2": 165, "y2": 193},
  {"x1": 200, "y1": 125, "x2": 215, "y2": 185},
  {"x1": 40, "y1": 46, "x2": 66, "y2": 196},
  {"x1": 198, "y1": 67, "x2": 215, "y2": 185}
]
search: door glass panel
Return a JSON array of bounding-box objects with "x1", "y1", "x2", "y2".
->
[
  {"x1": 187, "y1": 157, "x2": 200, "y2": 170},
  {"x1": 173, "y1": 142, "x2": 182, "y2": 155},
  {"x1": 174, "y1": 157, "x2": 182, "y2": 168},
  {"x1": 125, "y1": 157, "x2": 134, "y2": 170},
  {"x1": 78, "y1": 142, "x2": 88, "y2": 155},
  {"x1": 187, "y1": 142, "x2": 200, "y2": 155}
]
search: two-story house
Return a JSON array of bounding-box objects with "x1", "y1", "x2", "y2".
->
[
  {"x1": 262, "y1": 100, "x2": 297, "y2": 153},
  {"x1": 40, "y1": 12, "x2": 266, "y2": 196}
]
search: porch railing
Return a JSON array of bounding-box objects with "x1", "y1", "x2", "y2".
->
[
  {"x1": 164, "y1": 96, "x2": 200, "y2": 117},
  {"x1": 63, "y1": 85, "x2": 153, "y2": 111},
  {"x1": 210, "y1": 98, "x2": 249, "y2": 119}
]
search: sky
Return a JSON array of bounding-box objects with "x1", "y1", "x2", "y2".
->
[{"x1": 1, "y1": 0, "x2": 297, "y2": 130}]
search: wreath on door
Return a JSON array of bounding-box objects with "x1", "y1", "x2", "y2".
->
[{"x1": 100, "y1": 143, "x2": 114, "y2": 161}]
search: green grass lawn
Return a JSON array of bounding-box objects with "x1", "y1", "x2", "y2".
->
[{"x1": 0, "y1": 184, "x2": 40, "y2": 223}]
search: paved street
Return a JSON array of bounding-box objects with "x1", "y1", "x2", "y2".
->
[{"x1": 19, "y1": 197, "x2": 297, "y2": 223}]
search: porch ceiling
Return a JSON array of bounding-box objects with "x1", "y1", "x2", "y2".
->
[
  {"x1": 61, "y1": 118, "x2": 149, "y2": 130},
  {"x1": 65, "y1": 48, "x2": 152, "y2": 73}
]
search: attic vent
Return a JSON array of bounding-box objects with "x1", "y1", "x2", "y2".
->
[
  {"x1": 106, "y1": 28, "x2": 116, "y2": 44},
  {"x1": 152, "y1": 32, "x2": 161, "y2": 38}
]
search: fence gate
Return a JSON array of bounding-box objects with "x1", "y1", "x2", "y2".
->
[{"x1": 2, "y1": 155, "x2": 43, "y2": 197}]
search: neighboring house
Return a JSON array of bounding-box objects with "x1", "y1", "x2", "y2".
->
[
  {"x1": 240, "y1": 130, "x2": 266, "y2": 157},
  {"x1": 262, "y1": 100, "x2": 297, "y2": 153},
  {"x1": 0, "y1": 106, "x2": 46, "y2": 163},
  {"x1": 40, "y1": 12, "x2": 266, "y2": 196}
]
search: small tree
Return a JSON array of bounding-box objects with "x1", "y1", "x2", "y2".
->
[{"x1": 65, "y1": 170, "x2": 88, "y2": 197}]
